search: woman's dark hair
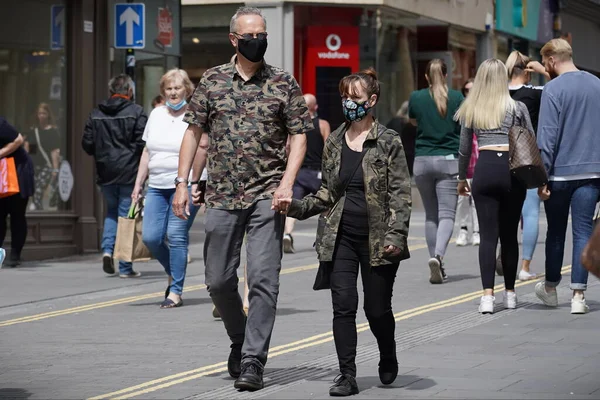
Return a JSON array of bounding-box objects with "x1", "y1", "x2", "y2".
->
[
  {"x1": 338, "y1": 67, "x2": 380, "y2": 100},
  {"x1": 461, "y1": 78, "x2": 474, "y2": 97}
]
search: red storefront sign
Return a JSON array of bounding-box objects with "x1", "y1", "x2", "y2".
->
[
  {"x1": 301, "y1": 26, "x2": 360, "y2": 96},
  {"x1": 157, "y1": 7, "x2": 173, "y2": 48}
]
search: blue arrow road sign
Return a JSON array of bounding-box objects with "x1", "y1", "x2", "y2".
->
[
  {"x1": 51, "y1": 5, "x2": 65, "y2": 50},
  {"x1": 115, "y1": 3, "x2": 145, "y2": 49}
]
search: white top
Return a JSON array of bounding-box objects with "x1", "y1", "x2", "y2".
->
[
  {"x1": 143, "y1": 106, "x2": 191, "y2": 189},
  {"x1": 201, "y1": 168, "x2": 207, "y2": 181}
]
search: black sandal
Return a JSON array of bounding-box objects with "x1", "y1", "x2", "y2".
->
[{"x1": 160, "y1": 298, "x2": 183, "y2": 309}]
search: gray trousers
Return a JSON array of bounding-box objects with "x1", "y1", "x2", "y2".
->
[
  {"x1": 413, "y1": 156, "x2": 459, "y2": 258},
  {"x1": 204, "y1": 199, "x2": 284, "y2": 367}
]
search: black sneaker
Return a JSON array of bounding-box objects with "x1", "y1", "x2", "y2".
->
[
  {"x1": 378, "y1": 357, "x2": 398, "y2": 385},
  {"x1": 234, "y1": 360, "x2": 263, "y2": 391},
  {"x1": 227, "y1": 344, "x2": 242, "y2": 378},
  {"x1": 283, "y1": 234, "x2": 295, "y2": 254},
  {"x1": 102, "y1": 253, "x2": 115, "y2": 275},
  {"x1": 329, "y1": 374, "x2": 359, "y2": 397}
]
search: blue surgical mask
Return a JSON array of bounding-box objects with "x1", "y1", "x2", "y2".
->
[
  {"x1": 342, "y1": 98, "x2": 371, "y2": 122},
  {"x1": 166, "y1": 99, "x2": 187, "y2": 111}
]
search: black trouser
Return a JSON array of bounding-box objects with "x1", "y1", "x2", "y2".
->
[
  {"x1": 0, "y1": 195, "x2": 29, "y2": 259},
  {"x1": 471, "y1": 151, "x2": 526, "y2": 290},
  {"x1": 331, "y1": 214, "x2": 399, "y2": 377}
]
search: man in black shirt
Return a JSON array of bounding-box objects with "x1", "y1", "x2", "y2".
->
[{"x1": 283, "y1": 94, "x2": 330, "y2": 253}]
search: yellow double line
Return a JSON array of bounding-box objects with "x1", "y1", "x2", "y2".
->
[
  {"x1": 90, "y1": 265, "x2": 572, "y2": 399},
  {"x1": 0, "y1": 243, "x2": 430, "y2": 328}
]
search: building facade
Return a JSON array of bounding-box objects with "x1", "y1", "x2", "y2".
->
[
  {"x1": 182, "y1": 0, "x2": 494, "y2": 127},
  {"x1": 1, "y1": 0, "x2": 182, "y2": 260}
]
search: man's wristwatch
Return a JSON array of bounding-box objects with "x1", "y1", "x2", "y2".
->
[{"x1": 174, "y1": 177, "x2": 188, "y2": 186}]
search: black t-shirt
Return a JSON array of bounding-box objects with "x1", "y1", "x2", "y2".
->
[
  {"x1": 27, "y1": 126, "x2": 61, "y2": 167},
  {"x1": 340, "y1": 138, "x2": 368, "y2": 232},
  {"x1": 509, "y1": 85, "x2": 543, "y2": 134},
  {"x1": 0, "y1": 117, "x2": 28, "y2": 166}
]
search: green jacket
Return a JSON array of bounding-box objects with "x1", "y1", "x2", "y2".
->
[{"x1": 288, "y1": 120, "x2": 412, "y2": 266}]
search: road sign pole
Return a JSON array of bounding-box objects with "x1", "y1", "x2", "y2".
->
[{"x1": 126, "y1": 48, "x2": 136, "y2": 101}]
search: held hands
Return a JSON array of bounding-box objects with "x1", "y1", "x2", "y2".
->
[
  {"x1": 458, "y1": 180, "x2": 471, "y2": 196},
  {"x1": 272, "y1": 197, "x2": 293, "y2": 215},
  {"x1": 271, "y1": 183, "x2": 293, "y2": 214},
  {"x1": 172, "y1": 184, "x2": 191, "y2": 220},
  {"x1": 538, "y1": 185, "x2": 551, "y2": 201}
]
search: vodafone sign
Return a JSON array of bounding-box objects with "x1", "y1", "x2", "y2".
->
[
  {"x1": 318, "y1": 34, "x2": 350, "y2": 59},
  {"x1": 302, "y1": 26, "x2": 359, "y2": 95}
]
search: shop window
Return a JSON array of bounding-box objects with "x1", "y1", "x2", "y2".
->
[{"x1": 0, "y1": 0, "x2": 68, "y2": 212}]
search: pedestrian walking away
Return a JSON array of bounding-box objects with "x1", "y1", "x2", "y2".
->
[
  {"x1": 0, "y1": 117, "x2": 35, "y2": 267},
  {"x1": 275, "y1": 68, "x2": 412, "y2": 397},
  {"x1": 386, "y1": 101, "x2": 416, "y2": 177},
  {"x1": 82, "y1": 74, "x2": 147, "y2": 278},
  {"x1": 535, "y1": 39, "x2": 600, "y2": 314},
  {"x1": 132, "y1": 68, "x2": 201, "y2": 308},
  {"x1": 172, "y1": 6, "x2": 312, "y2": 392},
  {"x1": 506, "y1": 50, "x2": 549, "y2": 281},
  {"x1": 455, "y1": 59, "x2": 534, "y2": 314},
  {"x1": 455, "y1": 78, "x2": 480, "y2": 247},
  {"x1": 283, "y1": 93, "x2": 331, "y2": 254},
  {"x1": 409, "y1": 59, "x2": 463, "y2": 284}
]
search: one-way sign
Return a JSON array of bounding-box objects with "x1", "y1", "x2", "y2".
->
[{"x1": 115, "y1": 3, "x2": 145, "y2": 49}]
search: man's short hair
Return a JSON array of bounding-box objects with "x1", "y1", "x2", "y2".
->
[
  {"x1": 229, "y1": 6, "x2": 266, "y2": 33},
  {"x1": 540, "y1": 38, "x2": 573, "y2": 62},
  {"x1": 108, "y1": 74, "x2": 134, "y2": 95}
]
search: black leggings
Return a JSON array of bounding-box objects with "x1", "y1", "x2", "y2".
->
[
  {"x1": 330, "y1": 215, "x2": 399, "y2": 377},
  {"x1": 472, "y1": 151, "x2": 526, "y2": 290},
  {"x1": 0, "y1": 195, "x2": 29, "y2": 258}
]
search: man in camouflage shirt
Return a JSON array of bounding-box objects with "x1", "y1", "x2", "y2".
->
[{"x1": 172, "y1": 6, "x2": 311, "y2": 392}]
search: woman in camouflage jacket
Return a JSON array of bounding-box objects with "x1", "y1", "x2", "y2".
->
[{"x1": 276, "y1": 68, "x2": 412, "y2": 397}]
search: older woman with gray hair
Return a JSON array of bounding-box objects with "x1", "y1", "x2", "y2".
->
[{"x1": 132, "y1": 68, "x2": 203, "y2": 308}]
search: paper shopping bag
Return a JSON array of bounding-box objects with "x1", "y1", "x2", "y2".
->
[
  {"x1": 114, "y1": 201, "x2": 152, "y2": 262},
  {"x1": 0, "y1": 157, "x2": 20, "y2": 198}
]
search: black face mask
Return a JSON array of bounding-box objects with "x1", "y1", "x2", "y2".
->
[{"x1": 237, "y1": 37, "x2": 268, "y2": 63}]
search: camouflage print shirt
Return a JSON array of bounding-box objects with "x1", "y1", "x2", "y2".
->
[
  {"x1": 287, "y1": 120, "x2": 412, "y2": 267},
  {"x1": 183, "y1": 60, "x2": 312, "y2": 210}
]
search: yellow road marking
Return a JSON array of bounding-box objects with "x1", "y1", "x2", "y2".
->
[
  {"x1": 91, "y1": 265, "x2": 572, "y2": 400},
  {"x1": 0, "y1": 244, "x2": 429, "y2": 327}
]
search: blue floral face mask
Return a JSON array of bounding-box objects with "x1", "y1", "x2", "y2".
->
[{"x1": 342, "y1": 98, "x2": 371, "y2": 122}]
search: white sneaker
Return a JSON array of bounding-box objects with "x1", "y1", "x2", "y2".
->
[
  {"x1": 479, "y1": 295, "x2": 495, "y2": 314},
  {"x1": 283, "y1": 234, "x2": 295, "y2": 254},
  {"x1": 535, "y1": 282, "x2": 558, "y2": 307},
  {"x1": 456, "y1": 229, "x2": 468, "y2": 246},
  {"x1": 428, "y1": 256, "x2": 444, "y2": 284},
  {"x1": 503, "y1": 291, "x2": 517, "y2": 309},
  {"x1": 518, "y1": 269, "x2": 537, "y2": 281},
  {"x1": 571, "y1": 294, "x2": 589, "y2": 314},
  {"x1": 472, "y1": 232, "x2": 480, "y2": 246}
]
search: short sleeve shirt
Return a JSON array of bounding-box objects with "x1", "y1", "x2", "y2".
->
[
  {"x1": 409, "y1": 88, "x2": 464, "y2": 157},
  {"x1": 183, "y1": 61, "x2": 312, "y2": 210},
  {"x1": 142, "y1": 106, "x2": 190, "y2": 189}
]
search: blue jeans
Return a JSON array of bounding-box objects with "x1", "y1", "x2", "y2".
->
[
  {"x1": 101, "y1": 184, "x2": 134, "y2": 274},
  {"x1": 142, "y1": 187, "x2": 199, "y2": 295},
  {"x1": 544, "y1": 179, "x2": 600, "y2": 290},
  {"x1": 522, "y1": 188, "x2": 541, "y2": 261}
]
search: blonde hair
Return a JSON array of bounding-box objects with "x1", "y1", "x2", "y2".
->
[
  {"x1": 505, "y1": 50, "x2": 531, "y2": 79},
  {"x1": 454, "y1": 59, "x2": 516, "y2": 130},
  {"x1": 426, "y1": 59, "x2": 448, "y2": 118},
  {"x1": 540, "y1": 38, "x2": 573, "y2": 62},
  {"x1": 159, "y1": 68, "x2": 195, "y2": 98}
]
